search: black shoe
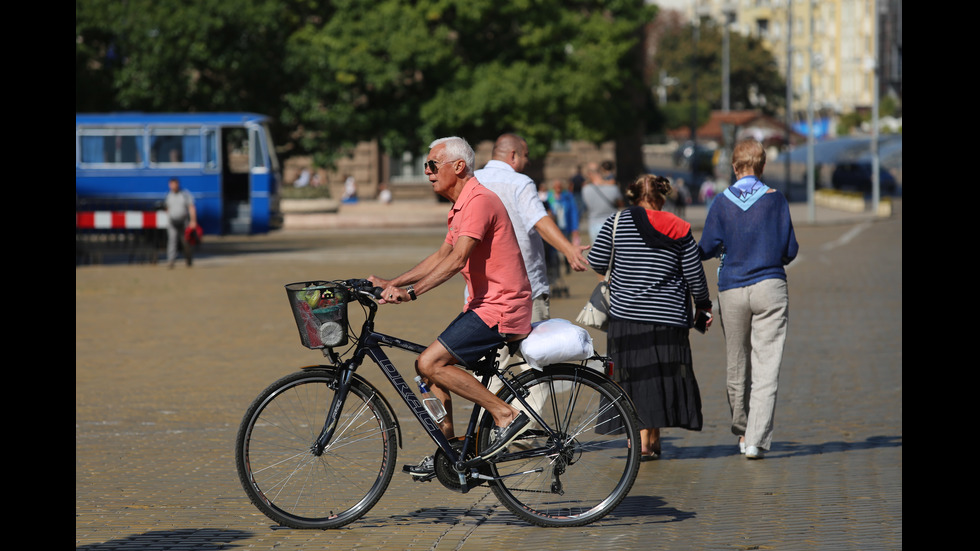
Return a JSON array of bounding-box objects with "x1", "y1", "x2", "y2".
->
[
  {"x1": 482, "y1": 412, "x2": 531, "y2": 458},
  {"x1": 403, "y1": 455, "x2": 435, "y2": 478}
]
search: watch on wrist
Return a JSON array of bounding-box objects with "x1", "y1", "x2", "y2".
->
[{"x1": 407, "y1": 285, "x2": 417, "y2": 301}]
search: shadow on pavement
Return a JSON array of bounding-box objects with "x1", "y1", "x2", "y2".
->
[
  {"x1": 75, "y1": 528, "x2": 253, "y2": 551},
  {"x1": 654, "y1": 434, "x2": 903, "y2": 460}
]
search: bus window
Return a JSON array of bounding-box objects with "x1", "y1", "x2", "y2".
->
[
  {"x1": 79, "y1": 130, "x2": 143, "y2": 166},
  {"x1": 250, "y1": 127, "x2": 267, "y2": 170},
  {"x1": 149, "y1": 128, "x2": 202, "y2": 165},
  {"x1": 204, "y1": 129, "x2": 219, "y2": 171}
]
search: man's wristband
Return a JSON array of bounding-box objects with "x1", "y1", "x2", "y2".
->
[{"x1": 407, "y1": 285, "x2": 417, "y2": 301}]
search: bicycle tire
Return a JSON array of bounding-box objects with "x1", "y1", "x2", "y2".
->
[
  {"x1": 236, "y1": 369, "x2": 397, "y2": 529},
  {"x1": 478, "y1": 364, "x2": 641, "y2": 527}
]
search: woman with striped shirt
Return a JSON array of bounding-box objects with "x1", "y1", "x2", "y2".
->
[{"x1": 587, "y1": 174, "x2": 713, "y2": 460}]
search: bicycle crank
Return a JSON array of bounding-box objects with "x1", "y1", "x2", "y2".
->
[{"x1": 433, "y1": 437, "x2": 486, "y2": 493}]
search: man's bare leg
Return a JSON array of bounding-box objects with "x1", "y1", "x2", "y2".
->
[{"x1": 417, "y1": 341, "x2": 520, "y2": 436}]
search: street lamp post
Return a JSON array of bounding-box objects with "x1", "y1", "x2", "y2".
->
[
  {"x1": 722, "y1": 3, "x2": 736, "y2": 113},
  {"x1": 784, "y1": 0, "x2": 793, "y2": 191},
  {"x1": 806, "y1": 0, "x2": 817, "y2": 223},
  {"x1": 721, "y1": 3, "x2": 736, "y2": 186},
  {"x1": 690, "y1": 4, "x2": 701, "y2": 149},
  {"x1": 870, "y1": 0, "x2": 881, "y2": 215}
]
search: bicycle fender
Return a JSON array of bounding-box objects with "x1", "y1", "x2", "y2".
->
[{"x1": 299, "y1": 365, "x2": 403, "y2": 449}]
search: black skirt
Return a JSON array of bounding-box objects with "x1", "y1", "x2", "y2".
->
[{"x1": 604, "y1": 318, "x2": 703, "y2": 431}]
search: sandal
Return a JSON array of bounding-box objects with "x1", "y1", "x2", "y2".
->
[{"x1": 640, "y1": 445, "x2": 661, "y2": 461}]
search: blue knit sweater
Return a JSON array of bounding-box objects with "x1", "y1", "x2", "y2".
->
[{"x1": 698, "y1": 180, "x2": 799, "y2": 292}]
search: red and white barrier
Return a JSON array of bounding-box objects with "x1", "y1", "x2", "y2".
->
[{"x1": 76, "y1": 211, "x2": 170, "y2": 230}]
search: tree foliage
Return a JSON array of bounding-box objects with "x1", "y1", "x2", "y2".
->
[
  {"x1": 652, "y1": 16, "x2": 786, "y2": 129},
  {"x1": 76, "y1": 0, "x2": 308, "y2": 148},
  {"x1": 281, "y1": 0, "x2": 657, "y2": 165},
  {"x1": 76, "y1": 0, "x2": 657, "y2": 175}
]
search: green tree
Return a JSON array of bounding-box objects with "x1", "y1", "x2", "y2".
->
[
  {"x1": 76, "y1": 1, "x2": 658, "y2": 181},
  {"x1": 282, "y1": 0, "x2": 657, "y2": 179},
  {"x1": 652, "y1": 16, "x2": 785, "y2": 128},
  {"x1": 77, "y1": 0, "x2": 309, "y2": 147}
]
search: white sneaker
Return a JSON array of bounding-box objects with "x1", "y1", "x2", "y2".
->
[
  {"x1": 404, "y1": 455, "x2": 435, "y2": 477},
  {"x1": 745, "y1": 446, "x2": 765, "y2": 459},
  {"x1": 739, "y1": 440, "x2": 746, "y2": 454},
  {"x1": 482, "y1": 412, "x2": 530, "y2": 458}
]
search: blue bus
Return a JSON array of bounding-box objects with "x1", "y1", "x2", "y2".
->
[{"x1": 76, "y1": 112, "x2": 283, "y2": 236}]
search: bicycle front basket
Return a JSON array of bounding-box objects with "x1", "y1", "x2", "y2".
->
[{"x1": 285, "y1": 281, "x2": 350, "y2": 349}]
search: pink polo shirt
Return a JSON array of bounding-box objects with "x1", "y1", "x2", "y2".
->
[{"x1": 446, "y1": 178, "x2": 532, "y2": 335}]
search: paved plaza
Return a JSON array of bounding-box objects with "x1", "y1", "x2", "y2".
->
[{"x1": 76, "y1": 199, "x2": 902, "y2": 550}]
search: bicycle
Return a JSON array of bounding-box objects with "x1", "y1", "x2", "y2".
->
[{"x1": 235, "y1": 278, "x2": 641, "y2": 529}]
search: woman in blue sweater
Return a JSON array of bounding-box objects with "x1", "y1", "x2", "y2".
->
[
  {"x1": 699, "y1": 139, "x2": 799, "y2": 460},
  {"x1": 587, "y1": 174, "x2": 713, "y2": 460}
]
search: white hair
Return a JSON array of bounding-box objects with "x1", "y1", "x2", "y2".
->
[{"x1": 429, "y1": 136, "x2": 475, "y2": 174}]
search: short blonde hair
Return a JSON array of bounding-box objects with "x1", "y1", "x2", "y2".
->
[{"x1": 731, "y1": 139, "x2": 766, "y2": 176}]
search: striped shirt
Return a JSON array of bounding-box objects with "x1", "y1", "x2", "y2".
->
[{"x1": 587, "y1": 206, "x2": 711, "y2": 328}]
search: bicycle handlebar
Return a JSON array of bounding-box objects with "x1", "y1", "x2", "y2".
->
[{"x1": 342, "y1": 278, "x2": 385, "y2": 301}]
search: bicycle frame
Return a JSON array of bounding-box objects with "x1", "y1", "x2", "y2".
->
[
  {"x1": 239, "y1": 279, "x2": 641, "y2": 529},
  {"x1": 310, "y1": 287, "x2": 561, "y2": 491}
]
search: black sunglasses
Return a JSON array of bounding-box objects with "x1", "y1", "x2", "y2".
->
[{"x1": 424, "y1": 159, "x2": 458, "y2": 173}]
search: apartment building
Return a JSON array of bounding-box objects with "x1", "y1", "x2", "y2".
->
[{"x1": 657, "y1": 0, "x2": 901, "y2": 116}]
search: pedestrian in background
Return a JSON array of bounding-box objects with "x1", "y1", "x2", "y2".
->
[
  {"x1": 671, "y1": 177, "x2": 692, "y2": 218},
  {"x1": 698, "y1": 139, "x2": 799, "y2": 460},
  {"x1": 165, "y1": 177, "x2": 198, "y2": 268},
  {"x1": 545, "y1": 179, "x2": 581, "y2": 261},
  {"x1": 587, "y1": 174, "x2": 713, "y2": 460},
  {"x1": 377, "y1": 182, "x2": 392, "y2": 204},
  {"x1": 581, "y1": 162, "x2": 623, "y2": 243},
  {"x1": 699, "y1": 177, "x2": 718, "y2": 209},
  {"x1": 569, "y1": 164, "x2": 586, "y2": 216},
  {"x1": 342, "y1": 174, "x2": 358, "y2": 203}
]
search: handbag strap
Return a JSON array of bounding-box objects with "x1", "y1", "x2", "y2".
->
[{"x1": 604, "y1": 211, "x2": 621, "y2": 283}]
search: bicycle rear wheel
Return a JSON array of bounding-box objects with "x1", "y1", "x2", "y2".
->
[
  {"x1": 479, "y1": 364, "x2": 641, "y2": 527},
  {"x1": 236, "y1": 369, "x2": 397, "y2": 529}
]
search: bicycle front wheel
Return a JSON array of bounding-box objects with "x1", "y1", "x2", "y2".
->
[
  {"x1": 235, "y1": 369, "x2": 397, "y2": 529},
  {"x1": 479, "y1": 364, "x2": 641, "y2": 527}
]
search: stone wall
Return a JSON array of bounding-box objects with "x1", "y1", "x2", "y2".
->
[{"x1": 283, "y1": 140, "x2": 629, "y2": 201}]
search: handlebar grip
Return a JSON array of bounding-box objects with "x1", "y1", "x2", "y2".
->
[{"x1": 347, "y1": 278, "x2": 384, "y2": 299}]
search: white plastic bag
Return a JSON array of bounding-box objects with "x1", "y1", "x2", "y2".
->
[{"x1": 520, "y1": 318, "x2": 595, "y2": 370}]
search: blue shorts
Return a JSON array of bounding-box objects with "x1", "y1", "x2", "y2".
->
[{"x1": 437, "y1": 311, "x2": 507, "y2": 371}]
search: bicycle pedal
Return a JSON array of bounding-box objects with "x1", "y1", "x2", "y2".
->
[{"x1": 402, "y1": 465, "x2": 436, "y2": 481}]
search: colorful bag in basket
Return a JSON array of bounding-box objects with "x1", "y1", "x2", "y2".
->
[{"x1": 285, "y1": 282, "x2": 350, "y2": 348}]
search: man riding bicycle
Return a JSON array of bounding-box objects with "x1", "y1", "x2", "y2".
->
[{"x1": 369, "y1": 136, "x2": 533, "y2": 477}]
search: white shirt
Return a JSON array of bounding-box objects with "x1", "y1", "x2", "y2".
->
[
  {"x1": 474, "y1": 160, "x2": 550, "y2": 299},
  {"x1": 165, "y1": 189, "x2": 194, "y2": 222}
]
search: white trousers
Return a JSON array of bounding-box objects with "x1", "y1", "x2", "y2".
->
[{"x1": 718, "y1": 278, "x2": 789, "y2": 451}]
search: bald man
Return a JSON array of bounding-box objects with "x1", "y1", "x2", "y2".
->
[{"x1": 475, "y1": 133, "x2": 589, "y2": 322}]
